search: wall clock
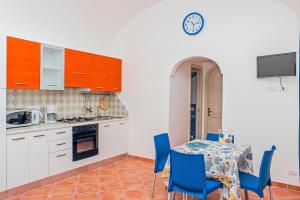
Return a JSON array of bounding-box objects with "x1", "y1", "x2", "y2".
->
[{"x1": 182, "y1": 12, "x2": 204, "y2": 35}]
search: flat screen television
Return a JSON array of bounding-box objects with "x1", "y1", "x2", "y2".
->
[{"x1": 257, "y1": 52, "x2": 296, "y2": 78}]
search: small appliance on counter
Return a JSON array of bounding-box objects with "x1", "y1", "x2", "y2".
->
[
  {"x1": 6, "y1": 109, "x2": 32, "y2": 129},
  {"x1": 31, "y1": 109, "x2": 43, "y2": 125},
  {"x1": 45, "y1": 105, "x2": 58, "y2": 123}
]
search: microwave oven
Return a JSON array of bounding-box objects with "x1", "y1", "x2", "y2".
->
[{"x1": 6, "y1": 109, "x2": 32, "y2": 129}]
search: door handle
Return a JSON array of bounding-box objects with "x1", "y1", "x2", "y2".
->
[
  {"x1": 208, "y1": 108, "x2": 213, "y2": 116},
  {"x1": 56, "y1": 142, "x2": 66, "y2": 146},
  {"x1": 15, "y1": 82, "x2": 27, "y2": 85},
  {"x1": 48, "y1": 84, "x2": 58, "y2": 87},
  {"x1": 12, "y1": 137, "x2": 26, "y2": 141},
  {"x1": 33, "y1": 134, "x2": 45, "y2": 138},
  {"x1": 56, "y1": 154, "x2": 66, "y2": 158},
  {"x1": 56, "y1": 131, "x2": 66, "y2": 135}
]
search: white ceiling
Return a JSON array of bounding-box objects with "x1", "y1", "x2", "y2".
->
[
  {"x1": 0, "y1": 0, "x2": 163, "y2": 53},
  {"x1": 0, "y1": 0, "x2": 297, "y2": 54}
]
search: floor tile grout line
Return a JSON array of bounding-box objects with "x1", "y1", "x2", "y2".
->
[
  {"x1": 72, "y1": 174, "x2": 80, "y2": 200},
  {"x1": 47, "y1": 182, "x2": 56, "y2": 200}
]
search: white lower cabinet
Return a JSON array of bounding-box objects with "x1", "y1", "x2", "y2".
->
[
  {"x1": 99, "y1": 120, "x2": 129, "y2": 160},
  {"x1": 49, "y1": 149, "x2": 72, "y2": 176},
  {"x1": 29, "y1": 132, "x2": 48, "y2": 182},
  {"x1": 6, "y1": 120, "x2": 129, "y2": 190},
  {"x1": 7, "y1": 133, "x2": 29, "y2": 189}
]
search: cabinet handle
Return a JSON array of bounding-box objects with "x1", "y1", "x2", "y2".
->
[
  {"x1": 48, "y1": 84, "x2": 58, "y2": 87},
  {"x1": 112, "y1": 87, "x2": 118, "y2": 90},
  {"x1": 56, "y1": 131, "x2": 66, "y2": 135},
  {"x1": 15, "y1": 82, "x2": 27, "y2": 85},
  {"x1": 56, "y1": 154, "x2": 66, "y2": 158},
  {"x1": 97, "y1": 86, "x2": 104, "y2": 89},
  {"x1": 33, "y1": 134, "x2": 45, "y2": 138},
  {"x1": 74, "y1": 72, "x2": 84, "y2": 75},
  {"x1": 56, "y1": 142, "x2": 66, "y2": 146},
  {"x1": 119, "y1": 123, "x2": 126, "y2": 125},
  {"x1": 12, "y1": 137, "x2": 25, "y2": 141},
  {"x1": 104, "y1": 125, "x2": 111, "y2": 128}
]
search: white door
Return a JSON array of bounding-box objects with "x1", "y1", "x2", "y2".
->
[
  {"x1": 99, "y1": 123, "x2": 116, "y2": 160},
  {"x1": 99, "y1": 121, "x2": 129, "y2": 160},
  {"x1": 49, "y1": 149, "x2": 72, "y2": 176},
  {"x1": 206, "y1": 69, "x2": 222, "y2": 134},
  {"x1": 115, "y1": 121, "x2": 129, "y2": 154},
  {"x1": 29, "y1": 132, "x2": 49, "y2": 182},
  {"x1": 0, "y1": 89, "x2": 6, "y2": 191},
  {"x1": 40, "y1": 44, "x2": 65, "y2": 90},
  {"x1": 7, "y1": 133, "x2": 29, "y2": 189}
]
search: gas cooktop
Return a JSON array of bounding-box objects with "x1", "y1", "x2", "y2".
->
[{"x1": 57, "y1": 116, "x2": 123, "y2": 124}]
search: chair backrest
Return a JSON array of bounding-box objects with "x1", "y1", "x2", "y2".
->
[
  {"x1": 153, "y1": 133, "x2": 171, "y2": 173},
  {"x1": 207, "y1": 133, "x2": 235, "y2": 143},
  {"x1": 258, "y1": 145, "x2": 276, "y2": 188},
  {"x1": 206, "y1": 133, "x2": 219, "y2": 141},
  {"x1": 170, "y1": 150, "x2": 206, "y2": 193}
]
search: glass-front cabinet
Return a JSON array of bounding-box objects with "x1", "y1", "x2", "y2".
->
[{"x1": 40, "y1": 44, "x2": 64, "y2": 90}]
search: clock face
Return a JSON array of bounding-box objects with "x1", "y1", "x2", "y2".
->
[{"x1": 183, "y1": 12, "x2": 204, "y2": 35}]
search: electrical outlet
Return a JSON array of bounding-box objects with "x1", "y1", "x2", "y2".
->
[{"x1": 288, "y1": 170, "x2": 299, "y2": 176}]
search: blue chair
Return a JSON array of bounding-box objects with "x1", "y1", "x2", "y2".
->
[
  {"x1": 151, "y1": 133, "x2": 171, "y2": 198},
  {"x1": 206, "y1": 133, "x2": 220, "y2": 141},
  {"x1": 239, "y1": 145, "x2": 276, "y2": 200},
  {"x1": 168, "y1": 150, "x2": 223, "y2": 200},
  {"x1": 207, "y1": 133, "x2": 235, "y2": 143}
]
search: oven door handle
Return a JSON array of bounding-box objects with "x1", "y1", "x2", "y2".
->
[
  {"x1": 73, "y1": 130, "x2": 97, "y2": 135},
  {"x1": 74, "y1": 133, "x2": 97, "y2": 140}
]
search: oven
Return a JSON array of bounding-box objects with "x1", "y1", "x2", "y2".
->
[{"x1": 72, "y1": 124, "x2": 98, "y2": 161}]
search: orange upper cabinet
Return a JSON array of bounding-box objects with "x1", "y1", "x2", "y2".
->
[
  {"x1": 107, "y1": 58, "x2": 122, "y2": 92},
  {"x1": 90, "y1": 55, "x2": 122, "y2": 92},
  {"x1": 7, "y1": 37, "x2": 41, "y2": 89},
  {"x1": 65, "y1": 49, "x2": 92, "y2": 88}
]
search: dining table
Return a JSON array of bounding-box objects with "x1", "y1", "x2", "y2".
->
[{"x1": 162, "y1": 139, "x2": 254, "y2": 200}]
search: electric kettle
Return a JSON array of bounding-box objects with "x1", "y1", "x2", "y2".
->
[{"x1": 31, "y1": 109, "x2": 43, "y2": 125}]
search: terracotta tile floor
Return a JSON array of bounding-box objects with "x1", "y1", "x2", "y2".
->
[{"x1": 7, "y1": 157, "x2": 300, "y2": 200}]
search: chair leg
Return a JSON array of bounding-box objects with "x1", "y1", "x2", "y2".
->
[
  {"x1": 150, "y1": 173, "x2": 156, "y2": 198},
  {"x1": 219, "y1": 188, "x2": 223, "y2": 200},
  {"x1": 269, "y1": 186, "x2": 273, "y2": 200},
  {"x1": 168, "y1": 192, "x2": 174, "y2": 200},
  {"x1": 244, "y1": 190, "x2": 249, "y2": 200}
]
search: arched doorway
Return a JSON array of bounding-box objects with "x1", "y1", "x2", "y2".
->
[{"x1": 169, "y1": 56, "x2": 222, "y2": 146}]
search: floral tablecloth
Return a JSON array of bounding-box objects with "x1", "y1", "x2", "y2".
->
[{"x1": 162, "y1": 139, "x2": 253, "y2": 200}]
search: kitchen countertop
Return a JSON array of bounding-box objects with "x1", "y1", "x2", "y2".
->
[{"x1": 6, "y1": 117, "x2": 129, "y2": 135}]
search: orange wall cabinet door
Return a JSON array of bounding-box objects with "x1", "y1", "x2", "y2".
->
[
  {"x1": 65, "y1": 49, "x2": 91, "y2": 88},
  {"x1": 108, "y1": 58, "x2": 122, "y2": 92},
  {"x1": 7, "y1": 37, "x2": 41, "y2": 89},
  {"x1": 90, "y1": 55, "x2": 122, "y2": 92},
  {"x1": 90, "y1": 55, "x2": 110, "y2": 92}
]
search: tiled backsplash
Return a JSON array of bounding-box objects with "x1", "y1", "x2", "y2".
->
[{"x1": 6, "y1": 89, "x2": 128, "y2": 119}]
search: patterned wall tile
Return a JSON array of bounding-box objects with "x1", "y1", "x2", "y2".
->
[{"x1": 6, "y1": 89, "x2": 128, "y2": 119}]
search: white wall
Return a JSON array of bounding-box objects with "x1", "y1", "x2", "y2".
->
[
  {"x1": 169, "y1": 62, "x2": 191, "y2": 146},
  {"x1": 111, "y1": 0, "x2": 300, "y2": 185}
]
